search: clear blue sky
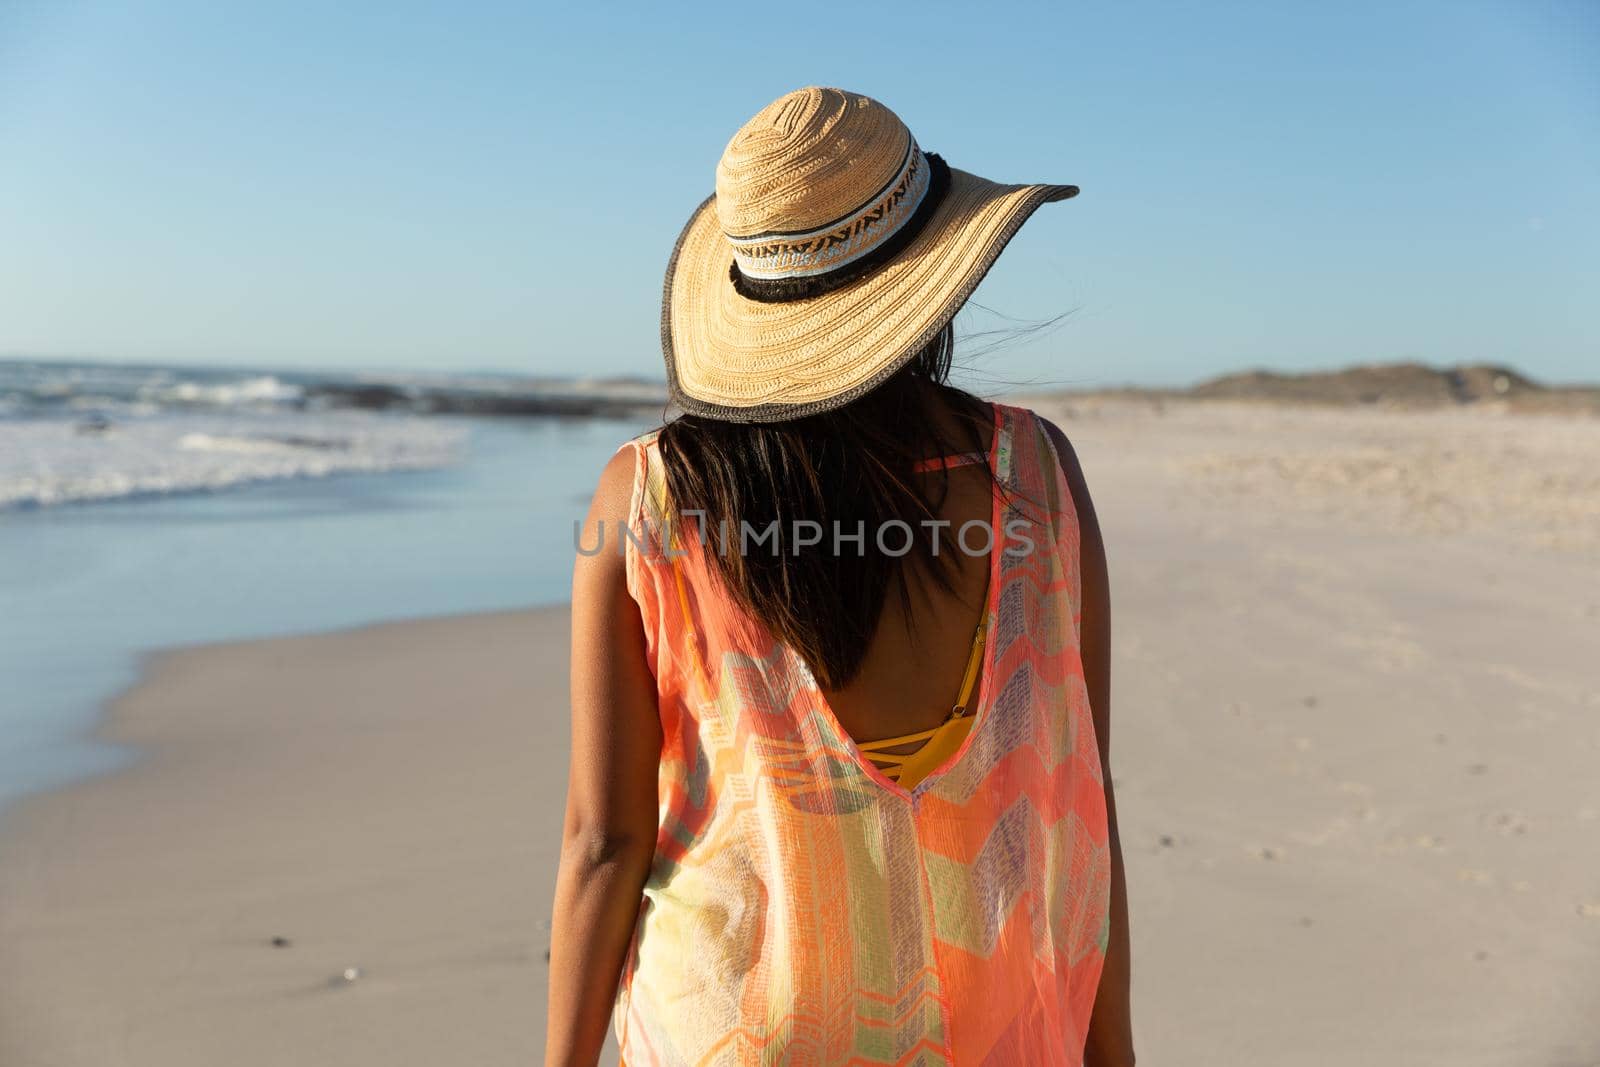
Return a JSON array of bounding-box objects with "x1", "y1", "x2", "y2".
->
[{"x1": 1, "y1": 0, "x2": 1595, "y2": 388}]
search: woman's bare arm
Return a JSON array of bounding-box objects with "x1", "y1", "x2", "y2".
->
[
  {"x1": 545, "y1": 447, "x2": 664, "y2": 1067},
  {"x1": 1043, "y1": 416, "x2": 1136, "y2": 1067}
]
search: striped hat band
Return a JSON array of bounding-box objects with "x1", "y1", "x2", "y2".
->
[{"x1": 725, "y1": 139, "x2": 935, "y2": 285}]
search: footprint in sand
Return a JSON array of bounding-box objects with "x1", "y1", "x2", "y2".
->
[{"x1": 1481, "y1": 811, "x2": 1530, "y2": 836}]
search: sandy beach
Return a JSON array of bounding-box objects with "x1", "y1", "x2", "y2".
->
[{"x1": 3, "y1": 397, "x2": 1598, "y2": 1066}]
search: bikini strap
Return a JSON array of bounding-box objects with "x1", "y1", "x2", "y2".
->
[
  {"x1": 911, "y1": 451, "x2": 987, "y2": 473},
  {"x1": 949, "y1": 613, "x2": 988, "y2": 720},
  {"x1": 856, "y1": 723, "x2": 945, "y2": 753}
]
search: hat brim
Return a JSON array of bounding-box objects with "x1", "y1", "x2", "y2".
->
[{"x1": 662, "y1": 167, "x2": 1078, "y2": 423}]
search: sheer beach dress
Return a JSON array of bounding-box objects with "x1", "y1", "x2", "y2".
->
[{"x1": 611, "y1": 402, "x2": 1111, "y2": 1066}]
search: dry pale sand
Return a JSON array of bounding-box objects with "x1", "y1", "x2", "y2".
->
[{"x1": 3, "y1": 398, "x2": 1598, "y2": 1066}]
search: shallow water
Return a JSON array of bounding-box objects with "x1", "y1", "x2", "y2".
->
[{"x1": 0, "y1": 412, "x2": 651, "y2": 811}]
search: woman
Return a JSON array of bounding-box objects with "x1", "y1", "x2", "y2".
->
[{"x1": 547, "y1": 87, "x2": 1134, "y2": 1066}]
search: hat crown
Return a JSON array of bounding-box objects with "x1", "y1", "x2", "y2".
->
[{"x1": 715, "y1": 87, "x2": 914, "y2": 239}]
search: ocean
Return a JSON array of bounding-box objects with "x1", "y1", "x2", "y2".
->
[{"x1": 0, "y1": 358, "x2": 661, "y2": 811}]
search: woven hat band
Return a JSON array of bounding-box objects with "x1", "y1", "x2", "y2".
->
[
  {"x1": 728, "y1": 151, "x2": 952, "y2": 304},
  {"x1": 726, "y1": 137, "x2": 929, "y2": 280}
]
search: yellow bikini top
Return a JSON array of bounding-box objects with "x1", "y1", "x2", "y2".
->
[{"x1": 856, "y1": 604, "x2": 988, "y2": 791}]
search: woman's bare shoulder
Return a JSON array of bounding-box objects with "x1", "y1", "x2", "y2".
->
[
  {"x1": 573, "y1": 441, "x2": 645, "y2": 598},
  {"x1": 592, "y1": 443, "x2": 642, "y2": 528}
]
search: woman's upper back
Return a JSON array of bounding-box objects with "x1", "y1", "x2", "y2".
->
[
  {"x1": 822, "y1": 400, "x2": 999, "y2": 769},
  {"x1": 610, "y1": 400, "x2": 1112, "y2": 1066}
]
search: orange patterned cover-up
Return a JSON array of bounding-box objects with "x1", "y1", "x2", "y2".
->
[{"x1": 612, "y1": 402, "x2": 1111, "y2": 1065}]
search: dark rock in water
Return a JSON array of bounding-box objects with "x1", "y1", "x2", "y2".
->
[
  {"x1": 410, "y1": 392, "x2": 643, "y2": 417},
  {"x1": 305, "y1": 383, "x2": 414, "y2": 411},
  {"x1": 300, "y1": 379, "x2": 667, "y2": 419},
  {"x1": 264, "y1": 434, "x2": 350, "y2": 451}
]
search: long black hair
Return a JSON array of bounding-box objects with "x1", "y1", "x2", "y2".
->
[{"x1": 657, "y1": 323, "x2": 997, "y2": 689}]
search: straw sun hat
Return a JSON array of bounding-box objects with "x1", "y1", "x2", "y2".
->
[{"x1": 662, "y1": 86, "x2": 1077, "y2": 423}]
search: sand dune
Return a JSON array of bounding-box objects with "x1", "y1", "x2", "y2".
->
[{"x1": 1077, "y1": 360, "x2": 1600, "y2": 415}]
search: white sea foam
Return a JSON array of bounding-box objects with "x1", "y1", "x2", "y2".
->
[
  {"x1": 0, "y1": 411, "x2": 467, "y2": 510},
  {"x1": 147, "y1": 374, "x2": 305, "y2": 409}
]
